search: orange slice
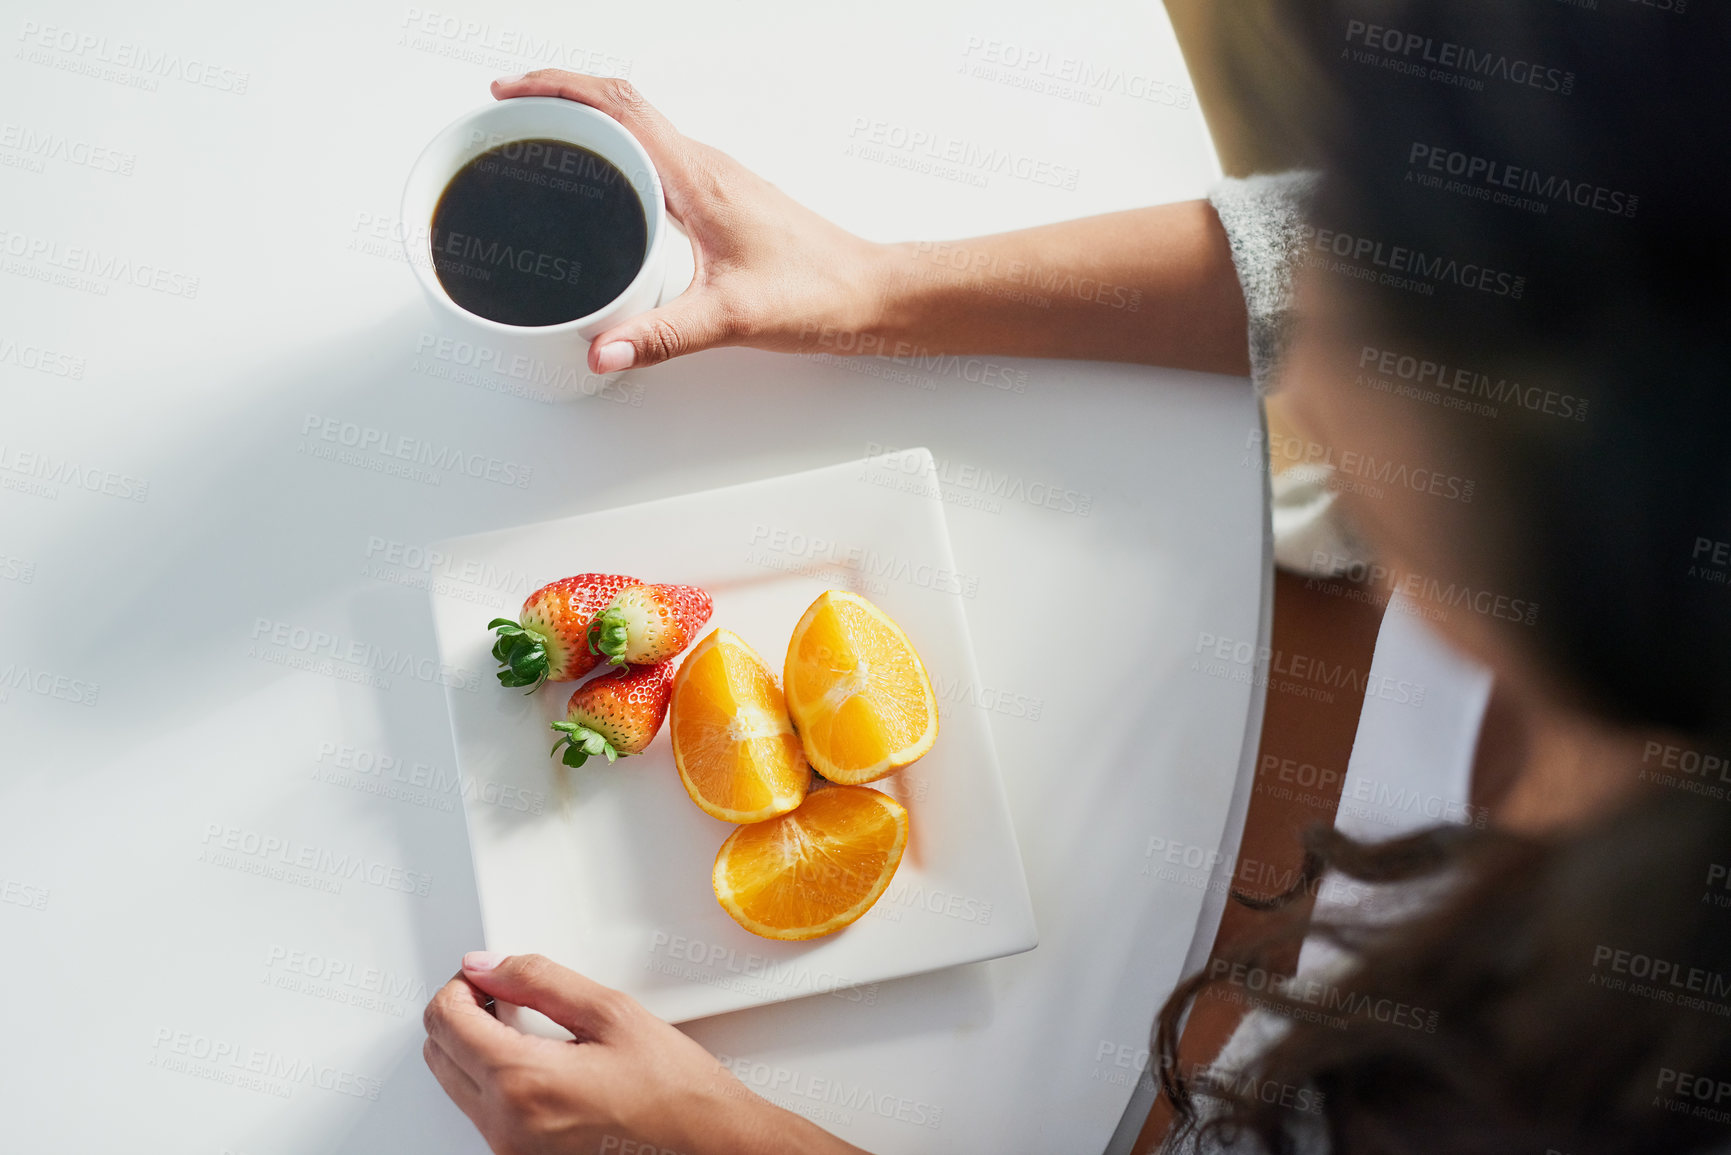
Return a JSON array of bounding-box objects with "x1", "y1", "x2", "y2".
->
[
  {"x1": 670, "y1": 629, "x2": 810, "y2": 823},
  {"x1": 783, "y1": 591, "x2": 938, "y2": 784},
  {"x1": 712, "y1": 784, "x2": 909, "y2": 940}
]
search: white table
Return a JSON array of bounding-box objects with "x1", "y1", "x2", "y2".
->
[{"x1": 0, "y1": 1, "x2": 1267, "y2": 1151}]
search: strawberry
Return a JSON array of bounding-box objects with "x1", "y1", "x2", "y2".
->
[
  {"x1": 549, "y1": 661, "x2": 676, "y2": 766},
  {"x1": 587, "y1": 583, "x2": 713, "y2": 667},
  {"x1": 489, "y1": 572, "x2": 640, "y2": 690}
]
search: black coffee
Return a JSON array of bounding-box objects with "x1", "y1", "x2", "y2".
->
[{"x1": 430, "y1": 138, "x2": 647, "y2": 326}]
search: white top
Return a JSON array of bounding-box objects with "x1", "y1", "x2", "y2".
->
[{"x1": 1208, "y1": 173, "x2": 1376, "y2": 578}]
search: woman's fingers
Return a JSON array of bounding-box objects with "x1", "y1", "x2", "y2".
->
[
  {"x1": 460, "y1": 951, "x2": 645, "y2": 1042},
  {"x1": 483, "y1": 72, "x2": 873, "y2": 369},
  {"x1": 587, "y1": 289, "x2": 742, "y2": 373},
  {"x1": 484, "y1": 70, "x2": 742, "y2": 369},
  {"x1": 490, "y1": 70, "x2": 693, "y2": 194},
  {"x1": 422, "y1": 1036, "x2": 483, "y2": 1117},
  {"x1": 422, "y1": 972, "x2": 521, "y2": 1076}
]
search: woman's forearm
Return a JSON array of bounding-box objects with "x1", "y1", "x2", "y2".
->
[
  {"x1": 841, "y1": 200, "x2": 1251, "y2": 376},
  {"x1": 490, "y1": 73, "x2": 1250, "y2": 377}
]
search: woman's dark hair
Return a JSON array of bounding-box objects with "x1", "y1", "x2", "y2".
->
[{"x1": 1157, "y1": 3, "x2": 1731, "y2": 1151}]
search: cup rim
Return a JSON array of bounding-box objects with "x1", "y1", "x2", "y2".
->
[{"x1": 401, "y1": 96, "x2": 667, "y2": 337}]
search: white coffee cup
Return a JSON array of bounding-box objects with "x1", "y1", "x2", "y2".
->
[{"x1": 402, "y1": 97, "x2": 689, "y2": 346}]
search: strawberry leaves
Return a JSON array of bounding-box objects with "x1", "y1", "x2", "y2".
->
[
  {"x1": 490, "y1": 618, "x2": 550, "y2": 691},
  {"x1": 587, "y1": 607, "x2": 632, "y2": 666},
  {"x1": 550, "y1": 720, "x2": 619, "y2": 768}
]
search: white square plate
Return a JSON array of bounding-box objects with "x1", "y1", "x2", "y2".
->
[{"x1": 429, "y1": 449, "x2": 1038, "y2": 1023}]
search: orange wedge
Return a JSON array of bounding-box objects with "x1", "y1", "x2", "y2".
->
[
  {"x1": 670, "y1": 629, "x2": 810, "y2": 823},
  {"x1": 783, "y1": 591, "x2": 938, "y2": 784},
  {"x1": 712, "y1": 784, "x2": 909, "y2": 940}
]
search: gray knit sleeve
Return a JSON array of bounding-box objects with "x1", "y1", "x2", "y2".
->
[{"x1": 1207, "y1": 171, "x2": 1320, "y2": 395}]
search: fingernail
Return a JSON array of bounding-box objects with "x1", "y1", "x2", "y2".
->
[
  {"x1": 463, "y1": 950, "x2": 506, "y2": 972},
  {"x1": 594, "y1": 341, "x2": 635, "y2": 373},
  {"x1": 495, "y1": 72, "x2": 527, "y2": 86}
]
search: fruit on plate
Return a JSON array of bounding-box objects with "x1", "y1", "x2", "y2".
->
[
  {"x1": 712, "y1": 783, "x2": 908, "y2": 940},
  {"x1": 589, "y1": 583, "x2": 714, "y2": 667},
  {"x1": 549, "y1": 661, "x2": 675, "y2": 767},
  {"x1": 670, "y1": 629, "x2": 810, "y2": 823},
  {"x1": 489, "y1": 573, "x2": 640, "y2": 690},
  {"x1": 783, "y1": 591, "x2": 938, "y2": 784}
]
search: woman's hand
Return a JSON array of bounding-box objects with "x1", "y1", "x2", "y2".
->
[
  {"x1": 423, "y1": 951, "x2": 868, "y2": 1155},
  {"x1": 491, "y1": 71, "x2": 890, "y2": 376}
]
